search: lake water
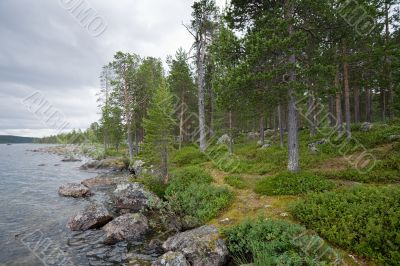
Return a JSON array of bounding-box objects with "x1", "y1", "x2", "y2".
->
[{"x1": 0, "y1": 144, "x2": 99, "y2": 265}]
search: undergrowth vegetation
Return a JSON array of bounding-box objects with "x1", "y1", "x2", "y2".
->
[
  {"x1": 223, "y1": 218, "x2": 341, "y2": 265},
  {"x1": 164, "y1": 166, "x2": 233, "y2": 222},
  {"x1": 255, "y1": 172, "x2": 335, "y2": 196},
  {"x1": 290, "y1": 186, "x2": 400, "y2": 265},
  {"x1": 224, "y1": 175, "x2": 247, "y2": 189}
]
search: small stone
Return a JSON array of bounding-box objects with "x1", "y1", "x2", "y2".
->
[
  {"x1": 152, "y1": 251, "x2": 189, "y2": 266},
  {"x1": 280, "y1": 212, "x2": 289, "y2": 217}
]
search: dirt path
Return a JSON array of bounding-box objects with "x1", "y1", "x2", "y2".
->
[{"x1": 203, "y1": 164, "x2": 298, "y2": 229}]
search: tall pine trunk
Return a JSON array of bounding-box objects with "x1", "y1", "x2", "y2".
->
[
  {"x1": 328, "y1": 95, "x2": 336, "y2": 127},
  {"x1": 229, "y1": 111, "x2": 233, "y2": 154},
  {"x1": 335, "y1": 65, "x2": 343, "y2": 135},
  {"x1": 278, "y1": 104, "x2": 284, "y2": 148},
  {"x1": 366, "y1": 88, "x2": 372, "y2": 122},
  {"x1": 354, "y1": 85, "x2": 360, "y2": 123},
  {"x1": 286, "y1": 0, "x2": 299, "y2": 173},
  {"x1": 197, "y1": 44, "x2": 207, "y2": 152},
  {"x1": 259, "y1": 114, "x2": 265, "y2": 146},
  {"x1": 308, "y1": 92, "x2": 317, "y2": 137},
  {"x1": 179, "y1": 88, "x2": 186, "y2": 150},
  {"x1": 342, "y1": 40, "x2": 351, "y2": 139}
]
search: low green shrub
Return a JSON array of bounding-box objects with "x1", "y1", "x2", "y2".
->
[
  {"x1": 167, "y1": 165, "x2": 213, "y2": 191},
  {"x1": 320, "y1": 168, "x2": 400, "y2": 183},
  {"x1": 224, "y1": 175, "x2": 247, "y2": 189},
  {"x1": 223, "y1": 218, "x2": 340, "y2": 265},
  {"x1": 171, "y1": 146, "x2": 208, "y2": 166},
  {"x1": 255, "y1": 172, "x2": 335, "y2": 196},
  {"x1": 166, "y1": 183, "x2": 233, "y2": 222},
  {"x1": 136, "y1": 173, "x2": 167, "y2": 198},
  {"x1": 165, "y1": 166, "x2": 233, "y2": 222},
  {"x1": 290, "y1": 186, "x2": 400, "y2": 265}
]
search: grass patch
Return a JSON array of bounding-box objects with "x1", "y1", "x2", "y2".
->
[
  {"x1": 224, "y1": 175, "x2": 247, "y2": 189},
  {"x1": 290, "y1": 186, "x2": 400, "y2": 265},
  {"x1": 223, "y1": 218, "x2": 342, "y2": 265},
  {"x1": 255, "y1": 172, "x2": 335, "y2": 196}
]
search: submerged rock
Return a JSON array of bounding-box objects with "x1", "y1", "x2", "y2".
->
[
  {"x1": 162, "y1": 225, "x2": 228, "y2": 266},
  {"x1": 59, "y1": 183, "x2": 91, "y2": 198},
  {"x1": 152, "y1": 251, "x2": 189, "y2": 266},
  {"x1": 113, "y1": 183, "x2": 159, "y2": 212},
  {"x1": 103, "y1": 213, "x2": 149, "y2": 244},
  {"x1": 68, "y1": 204, "x2": 113, "y2": 231}
]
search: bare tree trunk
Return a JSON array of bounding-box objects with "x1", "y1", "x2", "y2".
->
[
  {"x1": 210, "y1": 87, "x2": 215, "y2": 138},
  {"x1": 197, "y1": 44, "x2": 207, "y2": 152},
  {"x1": 286, "y1": 0, "x2": 299, "y2": 173},
  {"x1": 385, "y1": 2, "x2": 393, "y2": 120},
  {"x1": 328, "y1": 95, "x2": 336, "y2": 127},
  {"x1": 229, "y1": 110, "x2": 233, "y2": 154},
  {"x1": 366, "y1": 88, "x2": 372, "y2": 122},
  {"x1": 334, "y1": 63, "x2": 343, "y2": 136},
  {"x1": 127, "y1": 126, "x2": 134, "y2": 161},
  {"x1": 179, "y1": 89, "x2": 186, "y2": 150},
  {"x1": 354, "y1": 85, "x2": 360, "y2": 123},
  {"x1": 278, "y1": 104, "x2": 284, "y2": 148},
  {"x1": 259, "y1": 114, "x2": 265, "y2": 146},
  {"x1": 161, "y1": 142, "x2": 169, "y2": 183},
  {"x1": 308, "y1": 92, "x2": 317, "y2": 137},
  {"x1": 342, "y1": 40, "x2": 351, "y2": 139}
]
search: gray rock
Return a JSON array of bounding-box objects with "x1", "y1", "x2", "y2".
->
[
  {"x1": 80, "y1": 158, "x2": 127, "y2": 171},
  {"x1": 389, "y1": 135, "x2": 400, "y2": 142},
  {"x1": 59, "y1": 183, "x2": 91, "y2": 198},
  {"x1": 81, "y1": 174, "x2": 129, "y2": 188},
  {"x1": 103, "y1": 213, "x2": 149, "y2": 244},
  {"x1": 162, "y1": 225, "x2": 228, "y2": 266},
  {"x1": 361, "y1": 122, "x2": 373, "y2": 132},
  {"x1": 260, "y1": 143, "x2": 272, "y2": 150},
  {"x1": 68, "y1": 204, "x2": 113, "y2": 231},
  {"x1": 217, "y1": 134, "x2": 232, "y2": 145},
  {"x1": 152, "y1": 251, "x2": 190, "y2": 266},
  {"x1": 113, "y1": 183, "x2": 159, "y2": 212},
  {"x1": 131, "y1": 160, "x2": 145, "y2": 176}
]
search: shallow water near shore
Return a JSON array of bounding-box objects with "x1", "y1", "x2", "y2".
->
[{"x1": 0, "y1": 144, "x2": 117, "y2": 265}]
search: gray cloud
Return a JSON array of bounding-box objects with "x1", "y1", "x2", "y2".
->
[{"x1": 0, "y1": 0, "x2": 228, "y2": 137}]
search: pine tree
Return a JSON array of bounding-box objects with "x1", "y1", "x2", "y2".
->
[{"x1": 142, "y1": 81, "x2": 176, "y2": 182}]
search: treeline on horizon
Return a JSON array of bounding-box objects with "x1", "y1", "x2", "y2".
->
[{"x1": 38, "y1": 0, "x2": 400, "y2": 177}]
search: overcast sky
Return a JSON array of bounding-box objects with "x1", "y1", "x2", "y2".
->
[{"x1": 0, "y1": 0, "x2": 228, "y2": 137}]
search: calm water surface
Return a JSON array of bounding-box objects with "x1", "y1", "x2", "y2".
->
[{"x1": 0, "y1": 144, "x2": 99, "y2": 265}]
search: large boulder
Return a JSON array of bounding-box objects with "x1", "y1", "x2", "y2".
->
[
  {"x1": 80, "y1": 158, "x2": 127, "y2": 171},
  {"x1": 81, "y1": 173, "x2": 129, "y2": 188},
  {"x1": 113, "y1": 183, "x2": 159, "y2": 212},
  {"x1": 217, "y1": 134, "x2": 231, "y2": 145},
  {"x1": 58, "y1": 183, "x2": 91, "y2": 198},
  {"x1": 130, "y1": 160, "x2": 145, "y2": 176},
  {"x1": 103, "y1": 213, "x2": 149, "y2": 244},
  {"x1": 361, "y1": 122, "x2": 373, "y2": 132},
  {"x1": 152, "y1": 251, "x2": 190, "y2": 266},
  {"x1": 68, "y1": 204, "x2": 113, "y2": 231},
  {"x1": 162, "y1": 225, "x2": 229, "y2": 266}
]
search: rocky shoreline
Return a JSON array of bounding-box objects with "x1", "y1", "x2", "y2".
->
[{"x1": 46, "y1": 146, "x2": 230, "y2": 266}]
